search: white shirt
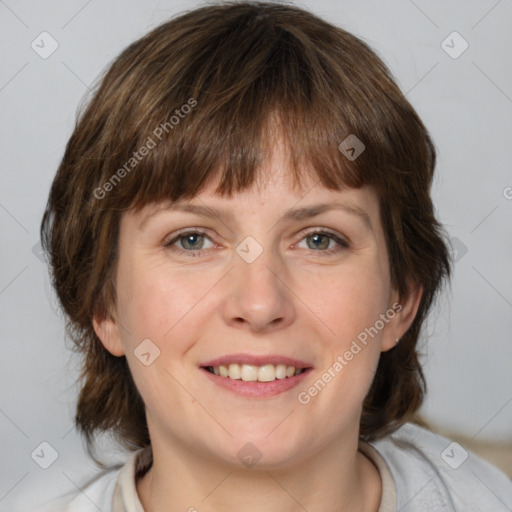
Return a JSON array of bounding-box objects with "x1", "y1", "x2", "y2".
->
[{"x1": 33, "y1": 423, "x2": 512, "y2": 511}]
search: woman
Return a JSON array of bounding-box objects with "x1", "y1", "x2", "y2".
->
[{"x1": 38, "y1": 2, "x2": 512, "y2": 511}]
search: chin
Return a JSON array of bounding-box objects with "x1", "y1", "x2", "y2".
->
[{"x1": 220, "y1": 429, "x2": 309, "y2": 470}]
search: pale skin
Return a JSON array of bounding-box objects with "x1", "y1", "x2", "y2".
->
[{"x1": 94, "y1": 139, "x2": 422, "y2": 512}]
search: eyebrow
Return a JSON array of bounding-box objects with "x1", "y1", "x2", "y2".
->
[{"x1": 139, "y1": 201, "x2": 373, "y2": 232}]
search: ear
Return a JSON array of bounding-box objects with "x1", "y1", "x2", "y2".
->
[
  {"x1": 381, "y1": 280, "x2": 423, "y2": 352},
  {"x1": 92, "y1": 312, "x2": 125, "y2": 357}
]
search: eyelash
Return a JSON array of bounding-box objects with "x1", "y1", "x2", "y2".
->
[{"x1": 163, "y1": 228, "x2": 349, "y2": 257}]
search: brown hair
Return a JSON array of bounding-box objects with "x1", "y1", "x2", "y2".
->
[{"x1": 41, "y1": 1, "x2": 451, "y2": 462}]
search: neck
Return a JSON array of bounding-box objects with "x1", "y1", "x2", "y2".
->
[{"x1": 136, "y1": 433, "x2": 381, "y2": 512}]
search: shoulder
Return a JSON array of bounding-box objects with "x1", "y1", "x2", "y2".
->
[
  {"x1": 369, "y1": 422, "x2": 512, "y2": 511},
  {"x1": 32, "y1": 466, "x2": 121, "y2": 512},
  {"x1": 32, "y1": 447, "x2": 150, "y2": 512}
]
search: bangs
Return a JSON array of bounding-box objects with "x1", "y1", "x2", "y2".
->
[{"x1": 89, "y1": 5, "x2": 407, "y2": 211}]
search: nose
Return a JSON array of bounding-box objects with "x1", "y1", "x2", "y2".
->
[{"x1": 221, "y1": 245, "x2": 296, "y2": 333}]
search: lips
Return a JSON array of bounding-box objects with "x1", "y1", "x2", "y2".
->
[
  {"x1": 200, "y1": 362, "x2": 313, "y2": 398},
  {"x1": 200, "y1": 353, "x2": 314, "y2": 387}
]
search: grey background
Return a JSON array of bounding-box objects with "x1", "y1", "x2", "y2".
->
[{"x1": 1, "y1": 0, "x2": 511, "y2": 509}]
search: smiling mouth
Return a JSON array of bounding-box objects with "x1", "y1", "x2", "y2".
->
[{"x1": 202, "y1": 363, "x2": 309, "y2": 382}]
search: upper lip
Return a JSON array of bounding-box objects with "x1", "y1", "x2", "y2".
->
[{"x1": 200, "y1": 353, "x2": 314, "y2": 369}]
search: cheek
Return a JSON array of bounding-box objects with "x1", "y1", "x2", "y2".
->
[
  {"x1": 117, "y1": 258, "x2": 203, "y2": 342},
  {"x1": 306, "y1": 262, "x2": 390, "y2": 345},
  {"x1": 116, "y1": 265, "x2": 207, "y2": 414},
  {"x1": 295, "y1": 261, "x2": 390, "y2": 408},
  {"x1": 297, "y1": 272, "x2": 388, "y2": 428}
]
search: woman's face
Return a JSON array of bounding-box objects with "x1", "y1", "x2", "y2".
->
[{"x1": 94, "y1": 142, "x2": 420, "y2": 469}]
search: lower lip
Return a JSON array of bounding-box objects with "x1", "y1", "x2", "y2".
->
[{"x1": 200, "y1": 368, "x2": 313, "y2": 398}]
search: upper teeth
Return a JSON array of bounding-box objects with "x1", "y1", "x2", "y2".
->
[{"x1": 210, "y1": 363, "x2": 303, "y2": 382}]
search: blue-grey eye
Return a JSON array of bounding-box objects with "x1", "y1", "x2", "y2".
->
[{"x1": 180, "y1": 233, "x2": 205, "y2": 250}]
